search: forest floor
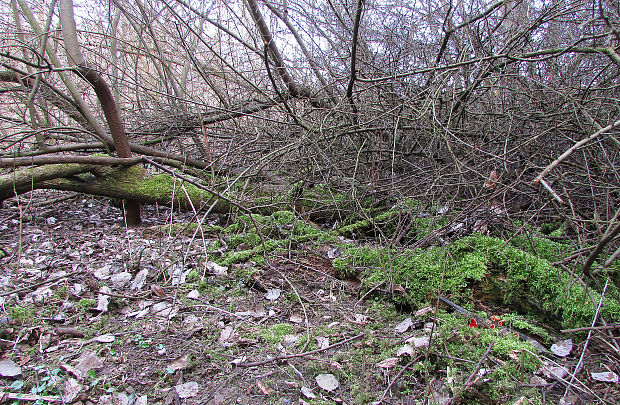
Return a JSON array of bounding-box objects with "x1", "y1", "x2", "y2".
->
[{"x1": 0, "y1": 191, "x2": 618, "y2": 405}]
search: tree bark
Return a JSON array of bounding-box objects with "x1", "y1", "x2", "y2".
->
[{"x1": 59, "y1": 0, "x2": 140, "y2": 225}]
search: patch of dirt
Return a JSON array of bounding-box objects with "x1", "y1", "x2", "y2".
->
[{"x1": 0, "y1": 191, "x2": 618, "y2": 404}]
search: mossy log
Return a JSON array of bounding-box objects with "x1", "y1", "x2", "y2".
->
[{"x1": 0, "y1": 164, "x2": 232, "y2": 213}]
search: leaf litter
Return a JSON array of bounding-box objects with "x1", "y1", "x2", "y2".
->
[{"x1": 0, "y1": 191, "x2": 617, "y2": 404}]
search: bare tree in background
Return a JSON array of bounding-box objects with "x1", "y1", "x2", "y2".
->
[{"x1": 1, "y1": 0, "x2": 619, "y2": 285}]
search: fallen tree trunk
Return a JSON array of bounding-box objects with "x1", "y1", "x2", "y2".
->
[
  {"x1": 0, "y1": 164, "x2": 232, "y2": 213},
  {"x1": 0, "y1": 161, "x2": 358, "y2": 220}
]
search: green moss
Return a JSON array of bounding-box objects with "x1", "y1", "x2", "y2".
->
[
  {"x1": 432, "y1": 311, "x2": 542, "y2": 400},
  {"x1": 9, "y1": 305, "x2": 37, "y2": 324},
  {"x1": 259, "y1": 323, "x2": 294, "y2": 344},
  {"x1": 136, "y1": 174, "x2": 214, "y2": 208},
  {"x1": 78, "y1": 299, "x2": 97, "y2": 309},
  {"x1": 332, "y1": 258, "x2": 356, "y2": 279},
  {"x1": 336, "y1": 232, "x2": 620, "y2": 330}
]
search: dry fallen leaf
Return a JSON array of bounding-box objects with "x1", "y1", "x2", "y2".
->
[
  {"x1": 62, "y1": 378, "x2": 83, "y2": 402},
  {"x1": 167, "y1": 354, "x2": 191, "y2": 371},
  {"x1": 484, "y1": 170, "x2": 498, "y2": 189},
  {"x1": 591, "y1": 371, "x2": 619, "y2": 383},
  {"x1": 301, "y1": 386, "x2": 317, "y2": 399},
  {"x1": 397, "y1": 344, "x2": 414, "y2": 357},
  {"x1": 0, "y1": 359, "x2": 21, "y2": 377},
  {"x1": 150, "y1": 284, "x2": 166, "y2": 298},
  {"x1": 175, "y1": 381, "x2": 200, "y2": 398},
  {"x1": 316, "y1": 336, "x2": 330, "y2": 350},
  {"x1": 375, "y1": 357, "x2": 400, "y2": 369},
  {"x1": 415, "y1": 306, "x2": 434, "y2": 317},
  {"x1": 207, "y1": 261, "x2": 228, "y2": 276},
  {"x1": 256, "y1": 380, "x2": 274, "y2": 395},
  {"x1": 350, "y1": 313, "x2": 369, "y2": 325},
  {"x1": 541, "y1": 361, "x2": 568, "y2": 380},
  {"x1": 93, "y1": 334, "x2": 116, "y2": 343},
  {"x1": 74, "y1": 351, "x2": 104, "y2": 379},
  {"x1": 550, "y1": 339, "x2": 573, "y2": 357},
  {"x1": 315, "y1": 373, "x2": 339, "y2": 391},
  {"x1": 407, "y1": 336, "x2": 430, "y2": 348},
  {"x1": 265, "y1": 288, "x2": 281, "y2": 301},
  {"x1": 95, "y1": 286, "x2": 111, "y2": 312},
  {"x1": 395, "y1": 318, "x2": 414, "y2": 333},
  {"x1": 218, "y1": 325, "x2": 236, "y2": 346}
]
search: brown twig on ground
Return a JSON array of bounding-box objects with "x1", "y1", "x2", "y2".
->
[
  {"x1": 565, "y1": 279, "x2": 611, "y2": 397},
  {"x1": 0, "y1": 269, "x2": 82, "y2": 297},
  {"x1": 561, "y1": 323, "x2": 620, "y2": 333},
  {"x1": 375, "y1": 355, "x2": 424, "y2": 404},
  {"x1": 447, "y1": 341, "x2": 494, "y2": 404},
  {"x1": 237, "y1": 332, "x2": 364, "y2": 367}
]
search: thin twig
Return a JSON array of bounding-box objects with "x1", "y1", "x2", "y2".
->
[
  {"x1": 561, "y1": 323, "x2": 620, "y2": 333},
  {"x1": 375, "y1": 355, "x2": 423, "y2": 404},
  {"x1": 565, "y1": 279, "x2": 610, "y2": 397},
  {"x1": 447, "y1": 342, "x2": 494, "y2": 404},
  {"x1": 237, "y1": 332, "x2": 364, "y2": 367},
  {"x1": 0, "y1": 269, "x2": 81, "y2": 297}
]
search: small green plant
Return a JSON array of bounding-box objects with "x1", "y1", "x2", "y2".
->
[{"x1": 133, "y1": 334, "x2": 153, "y2": 348}]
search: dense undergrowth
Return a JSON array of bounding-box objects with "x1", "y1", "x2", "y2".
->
[
  {"x1": 4, "y1": 197, "x2": 619, "y2": 404},
  {"x1": 186, "y1": 206, "x2": 619, "y2": 333}
]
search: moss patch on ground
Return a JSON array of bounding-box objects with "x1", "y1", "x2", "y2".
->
[{"x1": 337, "y1": 233, "x2": 620, "y2": 330}]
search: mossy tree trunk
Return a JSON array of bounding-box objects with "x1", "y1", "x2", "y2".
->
[{"x1": 0, "y1": 164, "x2": 232, "y2": 214}]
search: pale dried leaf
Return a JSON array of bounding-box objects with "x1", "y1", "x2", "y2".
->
[
  {"x1": 550, "y1": 339, "x2": 573, "y2": 357},
  {"x1": 559, "y1": 392, "x2": 579, "y2": 405},
  {"x1": 395, "y1": 318, "x2": 414, "y2": 333},
  {"x1": 130, "y1": 269, "x2": 148, "y2": 290},
  {"x1": 289, "y1": 314, "x2": 303, "y2": 323},
  {"x1": 265, "y1": 288, "x2": 281, "y2": 301},
  {"x1": 151, "y1": 301, "x2": 177, "y2": 318},
  {"x1": 62, "y1": 378, "x2": 83, "y2": 402},
  {"x1": 96, "y1": 286, "x2": 111, "y2": 312},
  {"x1": 134, "y1": 395, "x2": 148, "y2": 405},
  {"x1": 530, "y1": 376, "x2": 549, "y2": 386},
  {"x1": 301, "y1": 386, "x2": 316, "y2": 399},
  {"x1": 375, "y1": 358, "x2": 399, "y2": 369},
  {"x1": 94, "y1": 334, "x2": 116, "y2": 343},
  {"x1": 218, "y1": 325, "x2": 236, "y2": 346},
  {"x1": 186, "y1": 289, "x2": 200, "y2": 299},
  {"x1": 38, "y1": 333, "x2": 52, "y2": 353},
  {"x1": 167, "y1": 354, "x2": 191, "y2": 371},
  {"x1": 282, "y1": 334, "x2": 299, "y2": 347},
  {"x1": 256, "y1": 380, "x2": 274, "y2": 395},
  {"x1": 150, "y1": 284, "x2": 166, "y2": 298},
  {"x1": 0, "y1": 359, "x2": 21, "y2": 377},
  {"x1": 351, "y1": 313, "x2": 369, "y2": 325},
  {"x1": 207, "y1": 261, "x2": 228, "y2": 276},
  {"x1": 410, "y1": 336, "x2": 430, "y2": 348},
  {"x1": 113, "y1": 392, "x2": 129, "y2": 405},
  {"x1": 316, "y1": 336, "x2": 330, "y2": 350},
  {"x1": 591, "y1": 371, "x2": 619, "y2": 383},
  {"x1": 315, "y1": 373, "x2": 339, "y2": 391},
  {"x1": 415, "y1": 306, "x2": 434, "y2": 317},
  {"x1": 175, "y1": 381, "x2": 200, "y2": 398},
  {"x1": 327, "y1": 247, "x2": 340, "y2": 259},
  {"x1": 397, "y1": 344, "x2": 414, "y2": 357},
  {"x1": 541, "y1": 362, "x2": 568, "y2": 380},
  {"x1": 75, "y1": 351, "x2": 103, "y2": 377},
  {"x1": 93, "y1": 265, "x2": 111, "y2": 280},
  {"x1": 110, "y1": 272, "x2": 132, "y2": 288}
]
